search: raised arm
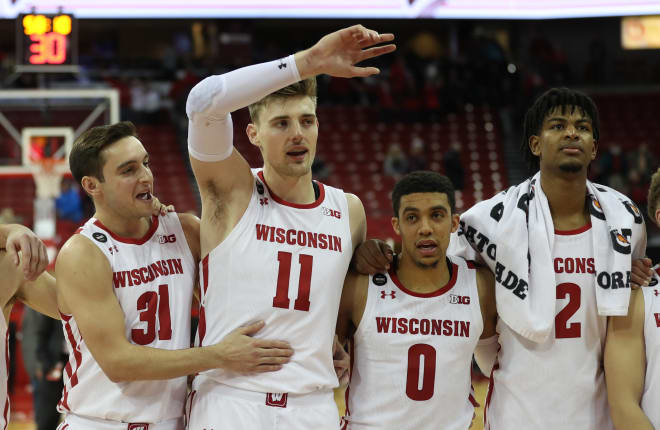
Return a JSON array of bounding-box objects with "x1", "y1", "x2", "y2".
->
[
  {"x1": 604, "y1": 289, "x2": 653, "y2": 430},
  {"x1": 56, "y1": 236, "x2": 293, "y2": 382},
  {"x1": 186, "y1": 25, "x2": 395, "y2": 210}
]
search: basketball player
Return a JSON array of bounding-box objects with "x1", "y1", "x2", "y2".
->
[
  {"x1": 352, "y1": 88, "x2": 646, "y2": 429},
  {"x1": 337, "y1": 171, "x2": 497, "y2": 430},
  {"x1": 604, "y1": 166, "x2": 660, "y2": 430},
  {"x1": 55, "y1": 121, "x2": 295, "y2": 430},
  {"x1": 0, "y1": 224, "x2": 58, "y2": 429},
  {"x1": 184, "y1": 25, "x2": 395, "y2": 429}
]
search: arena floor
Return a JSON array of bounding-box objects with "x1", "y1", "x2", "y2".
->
[{"x1": 7, "y1": 379, "x2": 489, "y2": 430}]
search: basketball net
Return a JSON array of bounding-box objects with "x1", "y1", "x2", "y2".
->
[
  {"x1": 32, "y1": 157, "x2": 64, "y2": 240},
  {"x1": 33, "y1": 157, "x2": 63, "y2": 199}
]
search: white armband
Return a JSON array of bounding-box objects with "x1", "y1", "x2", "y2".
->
[
  {"x1": 474, "y1": 334, "x2": 499, "y2": 376},
  {"x1": 186, "y1": 55, "x2": 300, "y2": 162}
]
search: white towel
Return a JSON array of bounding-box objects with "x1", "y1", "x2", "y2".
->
[{"x1": 448, "y1": 172, "x2": 646, "y2": 342}]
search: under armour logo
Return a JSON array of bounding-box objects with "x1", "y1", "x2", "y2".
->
[
  {"x1": 380, "y1": 290, "x2": 396, "y2": 299},
  {"x1": 108, "y1": 245, "x2": 119, "y2": 255},
  {"x1": 260, "y1": 198, "x2": 269, "y2": 206},
  {"x1": 655, "y1": 290, "x2": 659, "y2": 297},
  {"x1": 266, "y1": 392, "x2": 288, "y2": 408},
  {"x1": 278, "y1": 59, "x2": 287, "y2": 69}
]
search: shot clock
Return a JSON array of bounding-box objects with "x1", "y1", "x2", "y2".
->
[{"x1": 16, "y1": 13, "x2": 78, "y2": 73}]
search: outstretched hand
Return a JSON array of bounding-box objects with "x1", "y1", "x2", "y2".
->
[
  {"x1": 4, "y1": 224, "x2": 48, "y2": 281},
  {"x1": 212, "y1": 320, "x2": 294, "y2": 374},
  {"x1": 296, "y1": 25, "x2": 396, "y2": 79}
]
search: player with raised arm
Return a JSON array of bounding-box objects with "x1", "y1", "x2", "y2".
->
[
  {"x1": 337, "y1": 171, "x2": 497, "y2": 430},
  {"x1": 55, "y1": 121, "x2": 294, "y2": 430},
  {"x1": 184, "y1": 25, "x2": 395, "y2": 429},
  {"x1": 604, "y1": 166, "x2": 660, "y2": 430}
]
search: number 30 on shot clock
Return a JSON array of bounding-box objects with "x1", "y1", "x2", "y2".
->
[{"x1": 17, "y1": 13, "x2": 78, "y2": 68}]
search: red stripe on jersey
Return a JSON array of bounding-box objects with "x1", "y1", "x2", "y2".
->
[
  {"x1": 466, "y1": 260, "x2": 477, "y2": 270},
  {"x1": 93, "y1": 215, "x2": 159, "y2": 245},
  {"x1": 74, "y1": 227, "x2": 83, "y2": 234},
  {"x1": 342, "y1": 337, "x2": 355, "y2": 423},
  {"x1": 469, "y1": 368, "x2": 480, "y2": 408},
  {"x1": 198, "y1": 255, "x2": 209, "y2": 344},
  {"x1": 483, "y1": 342, "x2": 502, "y2": 430},
  {"x1": 3, "y1": 331, "x2": 9, "y2": 430},
  {"x1": 63, "y1": 319, "x2": 82, "y2": 387},
  {"x1": 257, "y1": 170, "x2": 326, "y2": 209},
  {"x1": 388, "y1": 262, "x2": 458, "y2": 298}
]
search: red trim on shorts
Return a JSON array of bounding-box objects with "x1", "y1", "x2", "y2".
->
[
  {"x1": 257, "y1": 171, "x2": 325, "y2": 209},
  {"x1": 388, "y1": 262, "x2": 458, "y2": 298},
  {"x1": 93, "y1": 215, "x2": 159, "y2": 245},
  {"x1": 555, "y1": 222, "x2": 592, "y2": 236}
]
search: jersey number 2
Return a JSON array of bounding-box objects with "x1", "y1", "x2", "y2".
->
[
  {"x1": 131, "y1": 284, "x2": 173, "y2": 345},
  {"x1": 272, "y1": 251, "x2": 313, "y2": 312},
  {"x1": 406, "y1": 344, "x2": 436, "y2": 401},
  {"x1": 555, "y1": 282, "x2": 581, "y2": 339}
]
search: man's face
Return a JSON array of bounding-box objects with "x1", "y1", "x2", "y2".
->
[
  {"x1": 248, "y1": 96, "x2": 318, "y2": 178},
  {"x1": 392, "y1": 192, "x2": 459, "y2": 269},
  {"x1": 530, "y1": 106, "x2": 597, "y2": 175},
  {"x1": 94, "y1": 136, "x2": 154, "y2": 218}
]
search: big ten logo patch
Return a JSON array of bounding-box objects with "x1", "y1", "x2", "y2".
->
[
  {"x1": 158, "y1": 234, "x2": 176, "y2": 244},
  {"x1": 321, "y1": 206, "x2": 341, "y2": 219},
  {"x1": 266, "y1": 392, "x2": 288, "y2": 408},
  {"x1": 449, "y1": 294, "x2": 470, "y2": 305}
]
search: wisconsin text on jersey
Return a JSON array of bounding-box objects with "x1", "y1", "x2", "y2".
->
[
  {"x1": 112, "y1": 258, "x2": 185, "y2": 288},
  {"x1": 375, "y1": 316, "x2": 471, "y2": 337},
  {"x1": 255, "y1": 224, "x2": 342, "y2": 252}
]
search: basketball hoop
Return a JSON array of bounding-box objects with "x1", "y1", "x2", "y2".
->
[{"x1": 33, "y1": 157, "x2": 64, "y2": 199}]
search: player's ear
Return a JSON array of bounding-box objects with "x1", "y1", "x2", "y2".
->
[
  {"x1": 655, "y1": 207, "x2": 660, "y2": 227},
  {"x1": 391, "y1": 217, "x2": 401, "y2": 236},
  {"x1": 81, "y1": 176, "x2": 100, "y2": 198},
  {"x1": 529, "y1": 135, "x2": 541, "y2": 157},
  {"x1": 450, "y1": 213, "x2": 460, "y2": 233},
  {"x1": 246, "y1": 123, "x2": 259, "y2": 148},
  {"x1": 590, "y1": 139, "x2": 597, "y2": 160}
]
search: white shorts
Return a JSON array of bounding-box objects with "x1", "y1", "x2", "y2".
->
[
  {"x1": 57, "y1": 413, "x2": 184, "y2": 430},
  {"x1": 187, "y1": 376, "x2": 340, "y2": 430}
]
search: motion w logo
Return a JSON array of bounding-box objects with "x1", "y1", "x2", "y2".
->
[{"x1": 266, "y1": 392, "x2": 288, "y2": 408}]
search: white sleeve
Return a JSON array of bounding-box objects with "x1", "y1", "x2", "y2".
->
[
  {"x1": 474, "y1": 335, "x2": 499, "y2": 376},
  {"x1": 186, "y1": 54, "x2": 301, "y2": 162}
]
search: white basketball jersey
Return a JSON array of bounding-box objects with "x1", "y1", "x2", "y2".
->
[
  {"x1": 197, "y1": 170, "x2": 352, "y2": 394},
  {"x1": 58, "y1": 213, "x2": 196, "y2": 423},
  {"x1": 485, "y1": 225, "x2": 612, "y2": 430},
  {"x1": 344, "y1": 257, "x2": 482, "y2": 430},
  {"x1": 0, "y1": 318, "x2": 8, "y2": 430},
  {"x1": 641, "y1": 268, "x2": 660, "y2": 428}
]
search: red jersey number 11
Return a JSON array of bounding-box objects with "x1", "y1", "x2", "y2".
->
[{"x1": 272, "y1": 251, "x2": 313, "y2": 312}]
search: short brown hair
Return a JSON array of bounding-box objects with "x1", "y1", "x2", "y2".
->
[
  {"x1": 648, "y1": 167, "x2": 660, "y2": 220},
  {"x1": 69, "y1": 121, "x2": 138, "y2": 183},
  {"x1": 248, "y1": 78, "x2": 317, "y2": 123}
]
